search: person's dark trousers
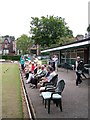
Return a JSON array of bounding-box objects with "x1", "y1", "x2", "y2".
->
[
  {"x1": 52, "y1": 62, "x2": 55, "y2": 71},
  {"x1": 34, "y1": 78, "x2": 38, "y2": 88},
  {"x1": 26, "y1": 73, "x2": 29, "y2": 79},
  {"x1": 81, "y1": 72, "x2": 87, "y2": 79},
  {"x1": 21, "y1": 64, "x2": 24, "y2": 71},
  {"x1": 31, "y1": 78, "x2": 38, "y2": 88},
  {"x1": 76, "y1": 72, "x2": 82, "y2": 86}
]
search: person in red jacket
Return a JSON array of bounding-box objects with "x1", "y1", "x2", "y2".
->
[{"x1": 31, "y1": 62, "x2": 35, "y2": 73}]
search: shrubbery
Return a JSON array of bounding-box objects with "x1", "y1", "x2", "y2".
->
[{"x1": 0, "y1": 55, "x2": 21, "y2": 61}]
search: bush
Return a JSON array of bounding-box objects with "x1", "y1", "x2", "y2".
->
[{"x1": 0, "y1": 55, "x2": 21, "y2": 61}]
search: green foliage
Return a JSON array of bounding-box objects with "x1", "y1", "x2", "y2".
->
[
  {"x1": 41, "y1": 52, "x2": 49, "y2": 56},
  {"x1": 30, "y1": 15, "x2": 73, "y2": 48},
  {"x1": 58, "y1": 37, "x2": 75, "y2": 45},
  {"x1": 1, "y1": 55, "x2": 21, "y2": 61},
  {"x1": 16, "y1": 34, "x2": 33, "y2": 54}
]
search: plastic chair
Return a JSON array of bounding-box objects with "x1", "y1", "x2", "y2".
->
[
  {"x1": 41, "y1": 79, "x2": 65, "y2": 113},
  {"x1": 39, "y1": 74, "x2": 58, "y2": 93}
]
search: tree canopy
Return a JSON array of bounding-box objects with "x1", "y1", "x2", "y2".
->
[
  {"x1": 16, "y1": 34, "x2": 33, "y2": 54},
  {"x1": 30, "y1": 15, "x2": 74, "y2": 48}
]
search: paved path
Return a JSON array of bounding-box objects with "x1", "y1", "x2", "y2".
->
[{"x1": 22, "y1": 68, "x2": 88, "y2": 119}]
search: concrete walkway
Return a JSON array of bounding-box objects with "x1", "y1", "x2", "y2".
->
[{"x1": 22, "y1": 68, "x2": 88, "y2": 119}]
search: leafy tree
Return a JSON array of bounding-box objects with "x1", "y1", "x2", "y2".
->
[
  {"x1": 16, "y1": 34, "x2": 32, "y2": 54},
  {"x1": 30, "y1": 15, "x2": 73, "y2": 48},
  {"x1": 58, "y1": 37, "x2": 75, "y2": 45}
]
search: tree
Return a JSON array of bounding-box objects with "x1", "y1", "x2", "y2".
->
[
  {"x1": 30, "y1": 15, "x2": 73, "y2": 48},
  {"x1": 16, "y1": 34, "x2": 33, "y2": 54}
]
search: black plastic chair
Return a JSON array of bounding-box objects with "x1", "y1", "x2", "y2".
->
[
  {"x1": 44, "y1": 74, "x2": 58, "y2": 87},
  {"x1": 41, "y1": 79, "x2": 65, "y2": 113},
  {"x1": 39, "y1": 74, "x2": 58, "y2": 93},
  {"x1": 51, "y1": 79, "x2": 65, "y2": 108}
]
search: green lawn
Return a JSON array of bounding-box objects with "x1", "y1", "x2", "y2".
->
[{"x1": 1, "y1": 63, "x2": 23, "y2": 118}]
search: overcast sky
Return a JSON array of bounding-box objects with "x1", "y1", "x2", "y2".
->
[{"x1": 0, "y1": 0, "x2": 89, "y2": 39}]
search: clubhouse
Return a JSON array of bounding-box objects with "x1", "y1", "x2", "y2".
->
[{"x1": 41, "y1": 37, "x2": 90, "y2": 65}]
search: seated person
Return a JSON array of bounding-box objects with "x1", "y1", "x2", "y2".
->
[
  {"x1": 26, "y1": 71, "x2": 34, "y2": 84},
  {"x1": 34, "y1": 64, "x2": 38, "y2": 74},
  {"x1": 28, "y1": 61, "x2": 35, "y2": 73},
  {"x1": 29, "y1": 66, "x2": 45, "y2": 88},
  {"x1": 24, "y1": 63, "x2": 30, "y2": 79},
  {"x1": 26, "y1": 65, "x2": 43, "y2": 87},
  {"x1": 37, "y1": 65, "x2": 46, "y2": 77},
  {"x1": 34, "y1": 65, "x2": 43, "y2": 77},
  {"x1": 38, "y1": 66, "x2": 57, "y2": 87}
]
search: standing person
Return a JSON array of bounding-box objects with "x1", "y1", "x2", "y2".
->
[
  {"x1": 52, "y1": 55, "x2": 58, "y2": 71},
  {"x1": 75, "y1": 56, "x2": 83, "y2": 86},
  {"x1": 49, "y1": 56, "x2": 55, "y2": 71},
  {"x1": 20, "y1": 55, "x2": 25, "y2": 71}
]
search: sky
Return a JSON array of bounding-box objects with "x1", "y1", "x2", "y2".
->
[{"x1": 0, "y1": 0, "x2": 89, "y2": 39}]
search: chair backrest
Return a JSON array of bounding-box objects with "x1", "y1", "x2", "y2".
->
[
  {"x1": 50, "y1": 74, "x2": 58, "y2": 87},
  {"x1": 55, "y1": 79, "x2": 65, "y2": 94}
]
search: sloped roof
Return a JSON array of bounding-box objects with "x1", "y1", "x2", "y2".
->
[{"x1": 41, "y1": 37, "x2": 90, "y2": 53}]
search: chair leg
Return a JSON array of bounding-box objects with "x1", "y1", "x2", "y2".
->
[
  {"x1": 42, "y1": 98, "x2": 44, "y2": 104},
  {"x1": 48, "y1": 99, "x2": 51, "y2": 114},
  {"x1": 53, "y1": 99, "x2": 58, "y2": 107},
  {"x1": 55, "y1": 100, "x2": 58, "y2": 107},
  {"x1": 45, "y1": 100, "x2": 47, "y2": 108},
  {"x1": 59, "y1": 99, "x2": 62, "y2": 112}
]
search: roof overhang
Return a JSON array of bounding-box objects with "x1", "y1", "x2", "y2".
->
[{"x1": 41, "y1": 39, "x2": 90, "y2": 53}]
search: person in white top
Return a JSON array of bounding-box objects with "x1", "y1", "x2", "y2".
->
[
  {"x1": 75, "y1": 56, "x2": 82, "y2": 86},
  {"x1": 75, "y1": 56, "x2": 80, "y2": 72},
  {"x1": 52, "y1": 55, "x2": 58, "y2": 71}
]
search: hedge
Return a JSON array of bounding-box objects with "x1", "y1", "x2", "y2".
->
[{"x1": 0, "y1": 55, "x2": 21, "y2": 61}]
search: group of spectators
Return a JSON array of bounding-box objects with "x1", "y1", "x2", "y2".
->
[
  {"x1": 20, "y1": 55, "x2": 58, "y2": 88},
  {"x1": 20, "y1": 54, "x2": 87, "y2": 87}
]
